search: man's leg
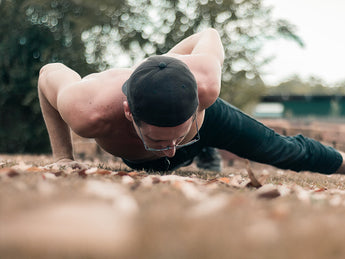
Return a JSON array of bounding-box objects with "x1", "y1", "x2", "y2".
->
[
  {"x1": 199, "y1": 98, "x2": 342, "y2": 174},
  {"x1": 194, "y1": 147, "x2": 223, "y2": 172}
]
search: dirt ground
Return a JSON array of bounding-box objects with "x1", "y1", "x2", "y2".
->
[{"x1": 2, "y1": 154, "x2": 345, "y2": 259}]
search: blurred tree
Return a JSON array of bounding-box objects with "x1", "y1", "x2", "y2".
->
[
  {"x1": 334, "y1": 80, "x2": 345, "y2": 95},
  {"x1": 81, "y1": 0, "x2": 303, "y2": 110},
  {"x1": 266, "y1": 76, "x2": 333, "y2": 96},
  {"x1": 0, "y1": 0, "x2": 124, "y2": 153}
]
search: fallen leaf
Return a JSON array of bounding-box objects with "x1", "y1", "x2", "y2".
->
[
  {"x1": 205, "y1": 178, "x2": 218, "y2": 185},
  {"x1": 246, "y1": 161, "x2": 262, "y2": 188},
  {"x1": 8, "y1": 170, "x2": 20, "y2": 177},
  {"x1": 78, "y1": 169, "x2": 87, "y2": 178},
  {"x1": 152, "y1": 177, "x2": 160, "y2": 184},
  {"x1": 0, "y1": 168, "x2": 20, "y2": 177},
  {"x1": 26, "y1": 167, "x2": 47, "y2": 173},
  {"x1": 128, "y1": 172, "x2": 139, "y2": 178},
  {"x1": 117, "y1": 171, "x2": 128, "y2": 176},
  {"x1": 54, "y1": 171, "x2": 64, "y2": 177},
  {"x1": 258, "y1": 189, "x2": 280, "y2": 199},
  {"x1": 314, "y1": 187, "x2": 327, "y2": 192},
  {"x1": 96, "y1": 170, "x2": 112, "y2": 175},
  {"x1": 256, "y1": 184, "x2": 281, "y2": 199},
  {"x1": 218, "y1": 177, "x2": 230, "y2": 184}
]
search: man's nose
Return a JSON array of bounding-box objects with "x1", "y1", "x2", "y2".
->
[{"x1": 163, "y1": 146, "x2": 176, "y2": 157}]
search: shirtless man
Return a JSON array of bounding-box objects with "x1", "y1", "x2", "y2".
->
[{"x1": 38, "y1": 28, "x2": 345, "y2": 174}]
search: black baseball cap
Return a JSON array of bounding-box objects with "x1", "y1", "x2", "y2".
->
[{"x1": 122, "y1": 56, "x2": 198, "y2": 127}]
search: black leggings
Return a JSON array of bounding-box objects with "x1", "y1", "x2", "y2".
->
[{"x1": 123, "y1": 98, "x2": 342, "y2": 174}]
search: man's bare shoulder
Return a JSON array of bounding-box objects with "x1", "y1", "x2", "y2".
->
[
  {"x1": 83, "y1": 68, "x2": 133, "y2": 81},
  {"x1": 77, "y1": 67, "x2": 133, "y2": 104},
  {"x1": 61, "y1": 67, "x2": 133, "y2": 104},
  {"x1": 57, "y1": 67, "x2": 133, "y2": 137}
]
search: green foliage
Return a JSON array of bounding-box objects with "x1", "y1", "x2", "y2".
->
[{"x1": 0, "y1": 0, "x2": 113, "y2": 153}]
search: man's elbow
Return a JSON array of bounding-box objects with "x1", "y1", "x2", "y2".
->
[
  {"x1": 204, "y1": 28, "x2": 225, "y2": 65},
  {"x1": 38, "y1": 63, "x2": 64, "y2": 89},
  {"x1": 209, "y1": 80, "x2": 221, "y2": 101},
  {"x1": 39, "y1": 63, "x2": 66, "y2": 76},
  {"x1": 38, "y1": 65, "x2": 50, "y2": 94},
  {"x1": 198, "y1": 79, "x2": 221, "y2": 110},
  {"x1": 69, "y1": 113, "x2": 103, "y2": 138}
]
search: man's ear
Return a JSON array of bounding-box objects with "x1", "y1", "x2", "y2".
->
[{"x1": 123, "y1": 101, "x2": 133, "y2": 122}]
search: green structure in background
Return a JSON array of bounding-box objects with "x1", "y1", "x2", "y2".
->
[{"x1": 254, "y1": 95, "x2": 345, "y2": 119}]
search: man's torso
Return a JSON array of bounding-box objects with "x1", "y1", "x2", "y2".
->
[{"x1": 75, "y1": 54, "x2": 214, "y2": 161}]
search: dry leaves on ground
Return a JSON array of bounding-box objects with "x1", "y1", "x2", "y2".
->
[{"x1": 2, "y1": 155, "x2": 345, "y2": 259}]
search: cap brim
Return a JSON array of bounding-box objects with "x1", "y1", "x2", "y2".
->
[{"x1": 122, "y1": 80, "x2": 128, "y2": 96}]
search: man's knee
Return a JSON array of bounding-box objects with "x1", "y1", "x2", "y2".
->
[{"x1": 195, "y1": 147, "x2": 223, "y2": 172}]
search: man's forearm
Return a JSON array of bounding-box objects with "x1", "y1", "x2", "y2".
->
[
  {"x1": 167, "y1": 31, "x2": 202, "y2": 55},
  {"x1": 38, "y1": 88, "x2": 74, "y2": 161}
]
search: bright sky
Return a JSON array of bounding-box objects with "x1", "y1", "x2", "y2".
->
[{"x1": 261, "y1": 0, "x2": 345, "y2": 86}]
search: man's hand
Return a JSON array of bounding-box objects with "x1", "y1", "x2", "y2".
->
[{"x1": 45, "y1": 158, "x2": 88, "y2": 171}]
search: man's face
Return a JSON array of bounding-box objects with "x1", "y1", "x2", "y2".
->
[{"x1": 133, "y1": 115, "x2": 196, "y2": 158}]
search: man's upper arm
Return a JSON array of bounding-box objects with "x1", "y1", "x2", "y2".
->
[
  {"x1": 56, "y1": 79, "x2": 101, "y2": 136},
  {"x1": 191, "y1": 28, "x2": 224, "y2": 66},
  {"x1": 196, "y1": 56, "x2": 222, "y2": 110},
  {"x1": 167, "y1": 28, "x2": 224, "y2": 67},
  {"x1": 174, "y1": 54, "x2": 222, "y2": 111}
]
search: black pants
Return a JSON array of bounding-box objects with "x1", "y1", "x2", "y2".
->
[{"x1": 123, "y1": 98, "x2": 342, "y2": 174}]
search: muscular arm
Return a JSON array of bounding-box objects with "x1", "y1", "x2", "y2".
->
[
  {"x1": 38, "y1": 63, "x2": 81, "y2": 161},
  {"x1": 168, "y1": 28, "x2": 224, "y2": 65},
  {"x1": 167, "y1": 28, "x2": 225, "y2": 110}
]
